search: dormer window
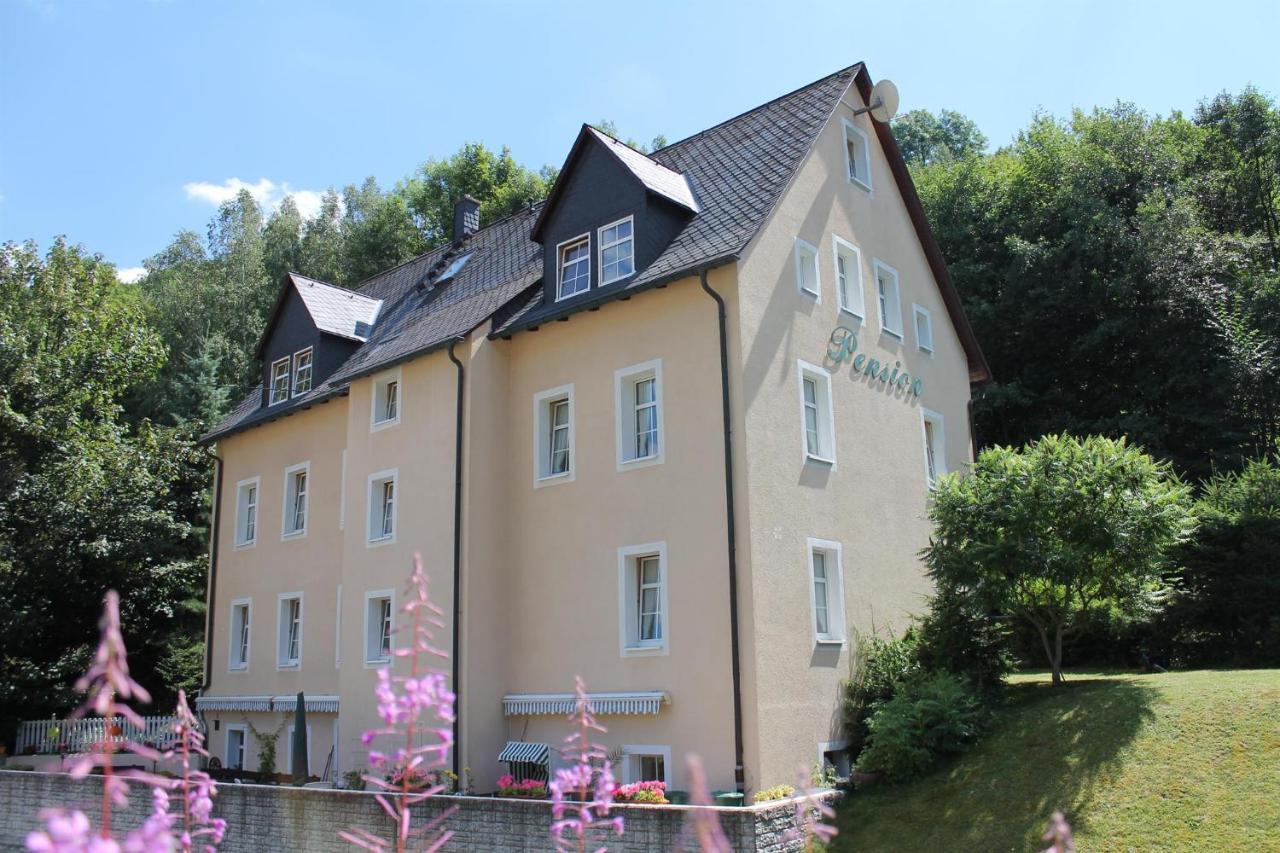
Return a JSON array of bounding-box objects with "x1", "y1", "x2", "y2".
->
[
  {"x1": 269, "y1": 358, "x2": 291, "y2": 406},
  {"x1": 599, "y1": 217, "x2": 635, "y2": 285},
  {"x1": 292, "y1": 348, "x2": 313, "y2": 396},
  {"x1": 557, "y1": 235, "x2": 591, "y2": 300}
]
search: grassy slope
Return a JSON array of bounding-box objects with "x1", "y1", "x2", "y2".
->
[{"x1": 833, "y1": 670, "x2": 1280, "y2": 852}]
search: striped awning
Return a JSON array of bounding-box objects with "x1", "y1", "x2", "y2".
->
[
  {"x1": 498, "y1": 741, "x2": 550, "y2": 765},
  {"x1": 502, "y1": 691, "x2": 667, "y2": 717},
  {"x1": 270, "y1": 694, "x2": 340, "y2": 714},
  {"x1": 194, "y1": 695, "x2": 339, "y2": 714}
]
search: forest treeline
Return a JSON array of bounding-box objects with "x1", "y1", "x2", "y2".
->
[{"x1": 1, "y1": 92, "x2": 1277, "y2": 737}]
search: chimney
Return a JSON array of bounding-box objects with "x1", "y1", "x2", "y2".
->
[{"x1": 453, "y1": 195, "x2": 481, "y2": 244}]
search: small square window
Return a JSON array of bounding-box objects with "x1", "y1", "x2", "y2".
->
[
  {"x1": 367, "y1": 470, "x2": 397, "y2": 544},
  {"x1": 534, "y1": 385, "x2": 575, "y2": 485},
  {"x1": 364, "y1": 591, "x2": 393, "y2": 664},
  {"x1": 229, "y1": 599, "x2": 251, "y2": 671},
  {"x1": 623, "y1": 747, "x2": 672, "y2": 785},
  {"x1": 616, "y1": 360, "x2": 663, "y2": 469},
  {"x1": 808, "y1": 540, "x2": 845, "y2": 645},
  {"x1": 292, "y1": 348, "x2": 313, "y2": 396},
  {"x1": 283, "y1": 463, "x2": 309, "y2": 537},
  {"x1": 832, "y1": 237, "x2": 865, "y2": 318},
  {"x1": 235, "y1": 478, "x2": 259, "y2": 547},
  {"x1": 913, "y1": 304, "x2": 934, "y2": 353},
  {"x1": 798, "y1": 361, "x2": 836, "y2": 466},
  {"x1": 269, "y1": 358, "x2": 291, "y2": 405},
  {"x1": 277, "y1": 593, "x2": 303, "y2": 668},
  {"x1": 874, "y1": 260, "x2": 903, "y2": 338},
  {"x1": 557, "y1": 235, "x2": 591, "y2": 300},
  {"x1": 794, "y1": 239, "x2": 820, "y2": 299},
  {"x1": 372, "y1": 371, "x2": 400, "y2": 428},
  {"x1": 599, "y1": 217, "x2": 635, "y2": 285},
  {"x1": 921, "y1": 409, "x2": 947, "y2": 488},
  {"x1": 619, "y1": 543, "x2": 668, "y2": 656},
  {"x1": 843, "y1": 119, "x2": 872, "y2": 191}
]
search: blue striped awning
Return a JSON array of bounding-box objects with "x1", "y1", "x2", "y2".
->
[{"x1": 498, "y1": 741, "x2": 549, "y2": 765}]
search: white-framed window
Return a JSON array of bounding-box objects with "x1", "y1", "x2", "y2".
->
[
  {"x1": 225, "y1": 725, "x2": 247, "y2": 770},
  {"x1": 291, "y1": 348, "x2": 313, "y2": 396},
  {"x1": 371, "y1": 369, "x2": 401, "y2": 430},
  {"x1": 234, "y1": 477, "x2": 260, "y2": 547},
  {"x1": 598, "y1": 216, "x2": 635, "y2": 285},
  {"x1": 873, "y1": 260, "x2": 903, "y2": 338},
  {"x1": 622, "y1": 745, "x2": 672, "y2": 785},
  {"x1": 285, "y1": 724, "x2": 313, "y2": 775},
  {"x1": 282, "y1": 462, "x2": 309, "y2": 538},
  {"x1": 618, "y1": 542, "x2": 668, "y2": 657},
  {"x1": 843, "y1": 118, "x2": 872, "y2": 191},
  {"x1": 794, "y1": 238, "x2": 820, "y2": 300},
  {"x1": 832, "y1": 236, "x2": 865, "y2": 318},
  {"x1": 556, "y1": 234, "x2": 591, "y2": 300},
  {"x1": 277, "y1": 592, "x2": 303, "y2": 668},
  {"x1": 228, "y1": 598, "x2": 251, "y2": 671},
  {"x1": 269, "y1": 358, "x2": 291, "y2": 406},
  {"x1": 921, "y1": 409, "x2": 947, "y2": 488},
  {"x1": 615, "y1": 359, "x2": 663, "y2": 469},
  {"x1": 797, "y1": 360, "x2": 836, "y2": 466},
  {"x1": 807, "y1": 539, "x2": 846, "y2": 645},
  {"x1": 363, "y1": 589, "x2": 394, "y2": 665},
  {"x1": 913, "y1": 304, "x2": 934, "y2": 354},
  {"x1": 366, "y1": 469, "x2": 397, "y2": 545},
  {"x1": 818, "y1": 740, "x2": 852, "y2": 778},
  {"x1": 533, "y1": 384, "x2": 575, "y2": 486}
]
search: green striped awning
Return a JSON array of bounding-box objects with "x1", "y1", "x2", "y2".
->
[{"x1": 498, "y1": 741, "x2": 549, "y2": 765}]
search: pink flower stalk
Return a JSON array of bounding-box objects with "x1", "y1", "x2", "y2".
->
[
  {"x1": 678, "y1": 755, "x2": 730, "y2": 853},
  {"x1": 161, "y1": 690, "x2": 226, "y2": 851},
  {"x1": 340, "y1": 555, "x2": 456, "y2": 853},
  {"x1": 548, "y1": 677, "x2": 623, "y2": 853},
  {"x1": 785, "y1": 767, "x2": 838, "y2": 851},
  {"x1": 1042, "y1": 811, "x2": 1075, "y2": 853}
]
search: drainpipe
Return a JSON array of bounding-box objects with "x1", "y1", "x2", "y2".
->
[
  {"x1": 447, "y1": 339, "x2": 466, "y2": 779},
  {"x1": 699, "y1": 269, "x2": 746, "y2": 794},
  {"x1": 201, "y1": 447, "x2": 224, "y2": 695}
]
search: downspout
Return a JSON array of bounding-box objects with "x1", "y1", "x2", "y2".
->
[
  {"x1": 699, "y1": 268, "x2": 746, "y2": 794},
  {"x1": 447, "y1": 339, "x2": 466, "y2": 779},
  {"x1": 201, "y1": 447, "x2": 224, "y2": 695}
]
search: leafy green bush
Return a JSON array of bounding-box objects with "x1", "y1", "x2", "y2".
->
[
  {"x1": 857, "y1": 673, "x2": 987, "y2": 779},
  {"x1": 914, "y1": 581, "x2": 1014, "y2": 695},
  {"x1": 842, "y1": 633, "x2": 922, "y2": 756}
]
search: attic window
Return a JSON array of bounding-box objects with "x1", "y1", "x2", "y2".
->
[
  {"x1": 437, "y1": 252, "x2": 472, "y2": 283},
  {"x1": 843, "y1": 119, "x2": 872, "y2": 191},
  {"x1": 557, "y1": 235, "x2": 591, "y2": 300},
  {"x1": 292, "y1": 348, "x2": 313, "y2": 397},
  {"x1": 269, "y1": 358, "x2": 291, "y2": 406},
  {"x1": 598, "y1": 217, "x2": 634, "y2": 285}
]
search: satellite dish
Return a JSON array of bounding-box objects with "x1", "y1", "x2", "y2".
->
[{"x1": 868, "y1": 79, "x2": 899, "y2": 123}]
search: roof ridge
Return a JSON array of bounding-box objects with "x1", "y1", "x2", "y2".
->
[{"x1": 650, "y1": 63, "x2": 862, "y2": 158}]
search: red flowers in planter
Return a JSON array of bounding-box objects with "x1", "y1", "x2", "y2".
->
[{"x1": 496, "y1": 775, "x2": 549, "y2": 799}]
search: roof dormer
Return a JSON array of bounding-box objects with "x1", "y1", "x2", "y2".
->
[{"x1": 531, "y1": 126, "x2": 699, "y2": 307}]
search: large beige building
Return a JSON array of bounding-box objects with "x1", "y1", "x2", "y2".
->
[{"x1": 197, "y1": 62, "x2": 990, "y2": 796}]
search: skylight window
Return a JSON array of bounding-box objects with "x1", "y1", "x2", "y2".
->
[{"x1": 437, "y1": 252, "x2": 472, "y2": 283}]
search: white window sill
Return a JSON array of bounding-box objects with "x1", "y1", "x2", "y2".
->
[
  {"x1": 534, "y1": 470, "x2": 574, "y2": 489},
  {"x1": 291, "y1": 391, "x2": 311, "y2": 399},
  {"x1": 621, "y1": 643, "x2": 668, "y2": 658},
  {"x1": 849, "y1": 175, "x2": 872, "y2": 193},
  {"x1": 814, "y1": 637, "x2": 846, "y2": 647},
  {"x1": 363, "y1": 657, "x2": 392, "y2": 669},
  {"x1": 227, "y1": 664, "x2": 248, "y2": 673},
  {"x1": 799, "y1": 287, "x2": 819, "y2": 299},
  {"x1": 838, "y1": 307, "x2": 864, "y2": 322},
  {"x1": 276, "y1": 662, "x2": 300, "y2": 671},
  {"x1": 281, "y1": 530, "x2": 307, "y2": 541},
  {"x1": 366, "y1": 534, "x2": 396, "y2": 549},
  {"x1": 600, "y1": 272, "x2": 636, "y2": 287},
  {"x1": 234, "y1": 540, "x2": 256, "y2": 551},
  {"x1": 555, "y1": 288, "x2": 590, "y2": 303},
  {"x1": 619, "y1": 452, "x2": 663, "y2": 472},
  {"x1": 881, "y1": 327, "x2": 903, "y2": 340},
  {"x1": 269, "y1": 398, "x2": 289, "y2": 407},
  {"x1": 371, "y1": 417, "x2": 400, "y2": 433},
  {"x1": 805, "y1": 453, "x2": 836, "y2": 467},
  {"x1": 918, "y1": 346, "x2": 934, "y2": 357}
]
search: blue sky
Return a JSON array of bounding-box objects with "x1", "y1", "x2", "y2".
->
[{"x1": 2, "y1": 0, "x2": 1276, "y2": 278}]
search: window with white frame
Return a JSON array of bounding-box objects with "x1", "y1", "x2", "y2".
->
[
  {"x1": 599, "y1": 217, "x2": 635, "y2": 285},
  {"x1": 921, "y1": 409, "x2": 947, "y2": 488},
  {"x1": 372, "y1": 371, "x2": 400, "y2": 428},
  {"x1": 557, "y1": 235, "x2": 591, "y2": 299},
  {"x1": 292, "y1": 348, "x2": 313, "y2": 396},
  {"x1": 229, "y1": 599, "x2": 251, "y2": 671},
  {"x1": 797, "y1": 361, "x2": 836, "y2": 465},
  {"x1": 534, "y1": 385, "x2": 574, "y2": 484},
  {"x1": 226, "y1": 726, "x2": 247, "y2": 770},
  {"x1": 623, "y1": 746, "x2": 672, "y2": 785},
  {"x1": 235, "y1": 478, "x2": 259, "y2": 547},
  {"x1": 282, "y1": 463, "x2": 309, "y2": 537},
  {"x1": 843, "y1": 119, "x2": 872, "y2": 190},
  {"x1": 913, "y1": 304, "x2": 934, "y2": 353},
  {"x1": 367, "y1": 470, "x2": 397, "y2": 543},
  {"x1": 615, "y1": 360, "x2": 663, "y2": 468},
  {"x1": 364, "y1": 590, "x2": 393, "y2": 664},
  {"x1": 808, "y1": 539, "x2": 845, "y2": 644},
  {"x1": 874, "y1": 260, "x2": 903, "y2": 337},
  {"x1": 794, "y1": 238, "x2": 820, "y2": 299},
  {"x1": 618, "y1": 543, "x2": 668, "y2": 656},
  {"x1": 832, "y1": 236, "x2": 865, "y2": 318},
  {"x1": 269, "y1": 358, "x2": 291, "y2": 405},
  {"x1": 278, "y1": 593, "x2": 303, "y2": 668}
]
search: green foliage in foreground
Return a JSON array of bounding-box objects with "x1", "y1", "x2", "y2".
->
[
  {"x1": 833, "y1": 670, "x2": 1280, "y2": 852},
  {"x1": 857, "y1": 673, "x2": 987, "y2": 779}
]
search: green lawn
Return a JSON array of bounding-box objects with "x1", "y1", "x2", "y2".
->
[{"x1": 832, "y1": 670, "x2": 1280, "y2": 852}]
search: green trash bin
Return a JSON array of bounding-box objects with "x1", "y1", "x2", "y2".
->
[
  {"x1": 667, "y1": 789, "x2": 689, "y2": 805},
  {"x1": 712, "y1": 790, "x2": 745, "y2": 807}
]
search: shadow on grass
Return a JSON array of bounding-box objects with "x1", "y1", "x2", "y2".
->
[{"x1": 834, "y1": 676, "x2": 1158, "y2": 853}]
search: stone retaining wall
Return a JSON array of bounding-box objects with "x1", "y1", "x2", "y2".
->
[{"x1": 0, "y1": 770, "x2": 839, "y2": 851}]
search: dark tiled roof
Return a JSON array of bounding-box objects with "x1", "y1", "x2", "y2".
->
[{"x1": 204, "y1": 64, "x2": 866, "y2": 443}]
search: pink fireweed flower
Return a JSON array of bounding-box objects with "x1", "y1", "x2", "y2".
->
[
  {"x1": 785, "y1": 767, "x2": 838, "y2": 851},
  {"x1": 340, "y1": 555, "x2": 456, "y2": 853},
  {"x1": 1042, "y1": 811, "x2": 1075, "y2": 853},
  {"x1": 548, "y1": 677, "x2": 623, "y2": 852},
  {"x1": 678, "y1": 755, "x2": 730, "y2": 853}
]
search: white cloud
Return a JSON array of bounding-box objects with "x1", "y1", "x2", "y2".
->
[
  {"x1": 182, "y1": 177, "x2": 334, "y2": 219},
  {"x1": 117, "y1": 266, "x2": 147, "y2": 283}
]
